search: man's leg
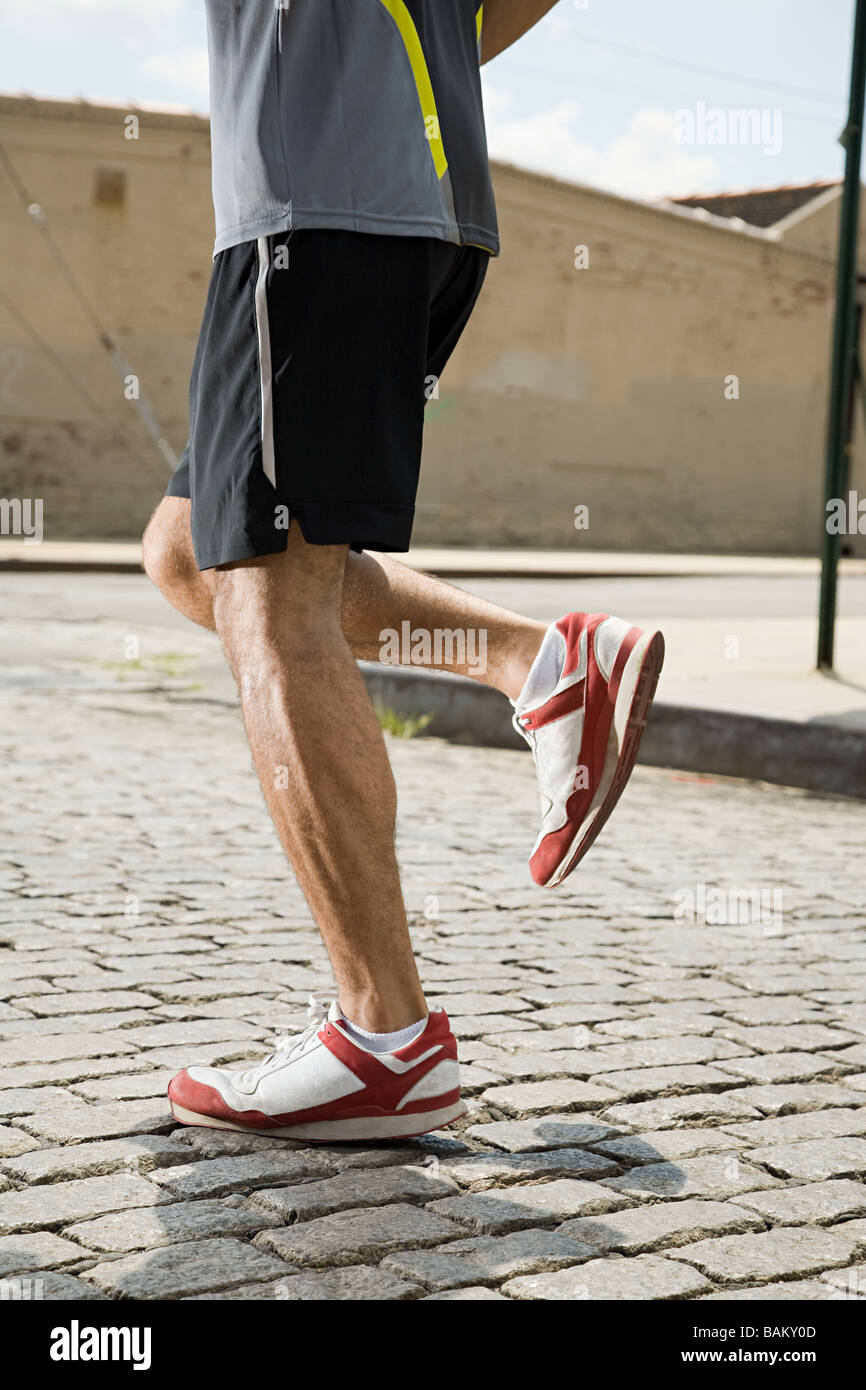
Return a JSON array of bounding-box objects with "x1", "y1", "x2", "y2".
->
[
  {"x1": 144, "y1": 496, "x2": 663, "y2": 901},
  {"x1": 342, "y1": 549, "x2": 544, "y2": 701},
  {"x1": 200, "y1": 523, "x2": 426, "y2": 1033},
  {"x1": 144, "y1": 496, "x2": 545, "y2": 699},
  {"x1": 142, "y1": 498, "x2": 215, "y2": 630}
]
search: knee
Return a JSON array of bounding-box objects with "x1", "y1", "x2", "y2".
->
[
  {"x1": 209, "y1": 528, "x2": 348, "y2": 691},
  {"x1": 141, "y1": 501, "x2": 196, "y2": 597},
  {"x1": 214, "y1": 584, "x2": 342, "y2": 699},
  {"x1": 220, "y1": 602, "x2": 340, "y2": 695}
]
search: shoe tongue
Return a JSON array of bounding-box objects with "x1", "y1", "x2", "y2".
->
[
  {"x1": 327, "y1": 999, "x2": 344, "y2": 1023},
  {"x1": 515, "y1": 622, "x2": 564, "y2": 713}
]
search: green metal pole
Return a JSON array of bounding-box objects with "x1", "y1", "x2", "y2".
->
[{"x1": 818, "y1": 0, "x2": 866, "y2": 668}]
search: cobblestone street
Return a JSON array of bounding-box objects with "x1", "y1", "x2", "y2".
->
[{"x1": 1, "y1": 577, "x2": 866, "y2": 1300}]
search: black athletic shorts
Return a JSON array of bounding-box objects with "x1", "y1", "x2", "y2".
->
[{"x1": 166, "y1": 230, "x2": 490, "y2": 571}]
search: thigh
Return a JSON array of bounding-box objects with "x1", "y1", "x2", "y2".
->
[
  {"x1": 147, "y1": 494, "x2": 193, "y2": 546},
  {"x1": 142, "y1": 496, "x2": 196, "y2": 577}
]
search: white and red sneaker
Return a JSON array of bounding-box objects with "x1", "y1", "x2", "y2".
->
[
  {"x1": 167, "y1": 993, "x2": 466, "y2": 1143},
  {"x1": 513, "y1": 612, "x2": 664, "y2": 888}
]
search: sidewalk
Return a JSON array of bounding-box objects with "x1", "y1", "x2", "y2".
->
[{"x1": 2, "y1": 538, "x2": 866, "y2": 579}]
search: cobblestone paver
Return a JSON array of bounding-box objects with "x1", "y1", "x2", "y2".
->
[{"x1": 1, "y1": 578, "x2": 865, "y2": 1299}]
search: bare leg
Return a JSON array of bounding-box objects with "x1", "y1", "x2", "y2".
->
[
  {"x1": 143, "y1": 497, "x2": 544, "y2": 699},
  {"x1": 200, "y1": 525, "x2": 426, "y2": 1032},
  {"x1": 342, "y1": 549, "x2": 545, "y2": 700}
]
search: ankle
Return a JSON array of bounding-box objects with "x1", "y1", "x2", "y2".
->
[
  {"x1": 340, "y1": 988, "x2": 428, "y2": 1033},
  {"x1": 500, "y1": 624, "x2": 546, "y2": 702}
]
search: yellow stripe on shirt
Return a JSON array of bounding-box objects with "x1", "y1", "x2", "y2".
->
[{"x1": 376, "y1": 0, "x2": 448, "y2": 179}]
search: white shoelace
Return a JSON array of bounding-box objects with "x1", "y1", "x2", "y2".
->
[
  {"x1": 239, "y1": 991, "x2": 335, "y2": 1083},
  {"x1": 512, "y1": 707, "x2": 538, "y2": 757}
]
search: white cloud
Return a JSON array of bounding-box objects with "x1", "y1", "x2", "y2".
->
[
  {"x1": 482, "y1": 86, "x2": 721, "y2": 201},
  {"x1": 603, "y1": 107, "x2": 722, "y2": 199},
  {"x1": 141, "y1": 48, "x2": 209, "y2": 98}
]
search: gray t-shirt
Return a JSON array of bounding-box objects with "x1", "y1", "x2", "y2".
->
[{"x1": 205, "y1": 0, "x2": 499, "y2": 257}]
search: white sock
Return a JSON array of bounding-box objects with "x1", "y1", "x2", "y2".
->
[
  {"x1": 341, "y1": 1015, "x2": 427, "y2": 1053},
  {"x1": 513, "y1": 621, "x2": 560, "y2": 709}
]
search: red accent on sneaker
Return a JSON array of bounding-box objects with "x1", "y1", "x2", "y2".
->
[
  {"x1": 556, "y1": 610, "x2": 604, "y2": 678},
  {"x1": 522, "y1": 614, "x2": 614, "y2": 732},
  {"x1": 519, "y1": 676, "x2": 585, "y2": 732},
  {"x1": 168, "y1": 1069, "x2": 276, "y2": 1130},
  {"x1": 528, "y1": 617, "x2": 643, "y2": 886}
]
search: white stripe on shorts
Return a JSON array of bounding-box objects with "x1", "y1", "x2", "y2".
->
[{"x1": 254, "y1": 236, "x2": 276, "y2": 488}]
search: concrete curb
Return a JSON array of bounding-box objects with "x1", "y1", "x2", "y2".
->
[
  {"x1": 360, "y1": 663, "x2": 866, "y2": 800},
  {"x1": 3, "y1": 541, "x2": 866, "y2": 580}
]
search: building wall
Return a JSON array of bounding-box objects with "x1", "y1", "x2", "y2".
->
[
  {"x1": 0, "y1": 96, "x2": 212, "y2": 542},
  {"x1": 435, "y1": 172, "x2": 863, "y2": 554},
  {"x1": 0, "y1": 95, "x2": 862, "y2": 555}
]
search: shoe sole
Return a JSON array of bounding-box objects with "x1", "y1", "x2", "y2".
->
[
  {"x1": 169, "y1": 1097, "x2": 468, "y2": 1143},
  {"x1": 543, "y1": 628, "x2": 665, "y2": 887}
]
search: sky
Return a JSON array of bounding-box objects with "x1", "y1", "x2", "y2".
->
[{"x1": 0, "y1": 0, "x2": 857, "y2": 202}]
